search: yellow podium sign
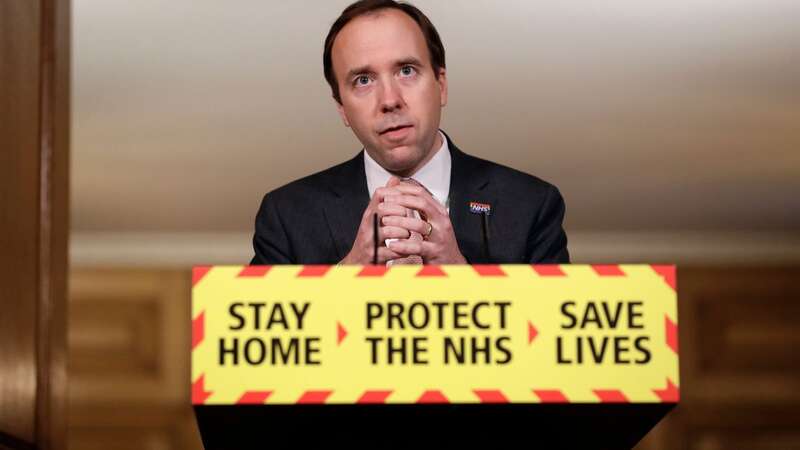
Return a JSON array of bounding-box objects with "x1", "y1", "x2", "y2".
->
[{"x1": 191, "y1": 264, "x2": 678, "y2": 405}]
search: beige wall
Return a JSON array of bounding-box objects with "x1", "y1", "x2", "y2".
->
[{"x1": 72, "y1": 0, "x2": 800, "y2": 241}]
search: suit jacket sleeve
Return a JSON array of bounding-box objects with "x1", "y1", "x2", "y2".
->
[
  {"x1": 251, "y1": 193, "x2": 294, "y2": 264},
  {"x1": 527, "y1": 184, "x2": 570, "y2": 263}
]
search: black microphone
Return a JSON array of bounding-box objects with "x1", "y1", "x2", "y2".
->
[
  {"x1": 480, "y1": 211, "x2": 490, "y2": 263},
  {"x1": 372, "y1": 213, "x2": 379, "y2": 265}
]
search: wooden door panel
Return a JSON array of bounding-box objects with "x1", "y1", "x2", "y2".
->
[{"x1": 0, "y1": 0, "x2": 69, "y2": 448}]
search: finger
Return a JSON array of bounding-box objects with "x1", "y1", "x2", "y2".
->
[
  {"x1": 363, "y1": 186, "x2": 402, "y2": 223},
  {"x1": 372, "y1": 186, "x2": 405, "y2": 204},
  {"x1": 392, "y1": 184, "x2": 447, "y2": 215},
  {"x1": 377, "y1": 246, "x2": 404, "y2": 264},
  {"x1": 392, "y1": 183, "x2": 428, "y2": 197},
  {"x1": 389, "y1": 240, "x2": 438, "y2": 260},
  {"x1": 392, "y1": 190, "x2": 447, "y2": 216},
  {"x1": 381, "y1": 216, "x2": 429, "y2": 235},
  {"x1": 384, "y1": 194, "x2": 438, "y2": 219},
  {"x1": 377, "y1": 201, "x2": 408, "y2": 218},
  {"x1": 387, "y1": 239, "x2": 422, "y2": 256},
  {"x1": 386, "y1": 176, "x2": 401, "y2": 187},
  {"x1": 387, "y1": 240, "x2": 436, "y2": 258},
  {"x1": 380, "y1": 225, "x2": 412, "y2": 240}
]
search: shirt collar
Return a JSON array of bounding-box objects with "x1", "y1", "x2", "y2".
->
[{"x1": 364, "y1": 130, "x2": 451, "y2": 207}]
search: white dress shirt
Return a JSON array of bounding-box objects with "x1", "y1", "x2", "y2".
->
[{"x1": 364, "y1": 130, "x2": 451, "y2": 209}]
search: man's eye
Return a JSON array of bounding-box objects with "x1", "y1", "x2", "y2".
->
[
  {"x1": 400, "y1": 66, "x2": 416, "y2": 77},
  {"x1": 355, "y1": 75, "x2": 371, "y2": 86}
]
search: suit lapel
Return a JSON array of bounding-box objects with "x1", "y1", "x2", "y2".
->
[
  {"x1": 322, "y1": 152, "x2": 370, "y2": 261},
  {"x1": 447, "y1": 136, "x2": 495, "y2": 263}
]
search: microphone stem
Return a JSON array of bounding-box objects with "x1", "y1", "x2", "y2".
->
[{"x1": 481, "y1": 212, "x2": 490, "y2": 262}]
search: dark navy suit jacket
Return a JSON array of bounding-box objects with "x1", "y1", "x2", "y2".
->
[{"x1": 251, "y1": 134, "x2": 569, "y2": 264}]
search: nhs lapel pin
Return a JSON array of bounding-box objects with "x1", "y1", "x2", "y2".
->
[{"x1": 469, "y1": 201, "x2": 491, "y2": 216}]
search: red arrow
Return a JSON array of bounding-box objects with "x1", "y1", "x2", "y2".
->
[
  {"x1": 528, "y1": 320, "x2": 538, "y2": 345},
  {"x1": 528, "y1": 320, "x2": 539, "y2": 345},
  {"x1": 337, "y1": 321, "x2": 348, "y2": 345}
]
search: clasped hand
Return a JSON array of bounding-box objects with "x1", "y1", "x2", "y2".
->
[{"x1": 340, "y1": 177, "x2": 466, "y2": 265}]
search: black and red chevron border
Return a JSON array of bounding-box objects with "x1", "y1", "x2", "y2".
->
[
  {"x1": 192, "y1": 375, "x2": 679, "y2": 405},
  {"x1": 192, "y1": 264, "x2": 677, "y2": 286}
]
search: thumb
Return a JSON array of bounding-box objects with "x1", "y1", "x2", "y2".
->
[{"x1": 386, "y1": 176, "x2": 401, "y2": 187}]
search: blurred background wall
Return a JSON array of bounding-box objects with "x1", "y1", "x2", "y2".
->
[{"x1": 67, "y1": 1, "x2": 800, "y2": 449}]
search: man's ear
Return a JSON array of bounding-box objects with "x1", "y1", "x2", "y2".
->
[
  {"x1": 437, "y1": 67, "x2": 448, "y2": 107},
  {"x1": 335, "y1": 99, "x2": 351, "y2": 128}
]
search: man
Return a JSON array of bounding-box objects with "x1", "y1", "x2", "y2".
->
[{"x1": 251, "y1": 0, "x2": 568, "y2": 265}]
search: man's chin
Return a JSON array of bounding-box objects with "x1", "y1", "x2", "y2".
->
[{"x1": 377, "y1": 147, "x2": 422, "y2": 175}]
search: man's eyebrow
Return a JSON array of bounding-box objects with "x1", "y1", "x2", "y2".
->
[
  {"x1": 394, "y1": 57, "x2": 424, "y2": 68},
  {"x1": 346, "y1": 65, "x2": 374, "y2": 80}
]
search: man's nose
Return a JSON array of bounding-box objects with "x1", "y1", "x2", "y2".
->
[{"x1": 378, "y1": 78, "x2": 404, "y2": 113}]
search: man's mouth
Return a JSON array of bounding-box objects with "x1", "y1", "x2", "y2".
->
[{"x1": 379, "y1": 124, "x2": 413, "y2": 135}]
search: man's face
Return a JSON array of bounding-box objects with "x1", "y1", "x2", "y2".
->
[{"x1": 331, "y1": 8, "x2": 447, "y2": 176}]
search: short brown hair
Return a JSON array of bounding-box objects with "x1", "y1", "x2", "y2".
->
[{"x1": 323, "y1": 0, "x2": 446, "y2": 104}]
